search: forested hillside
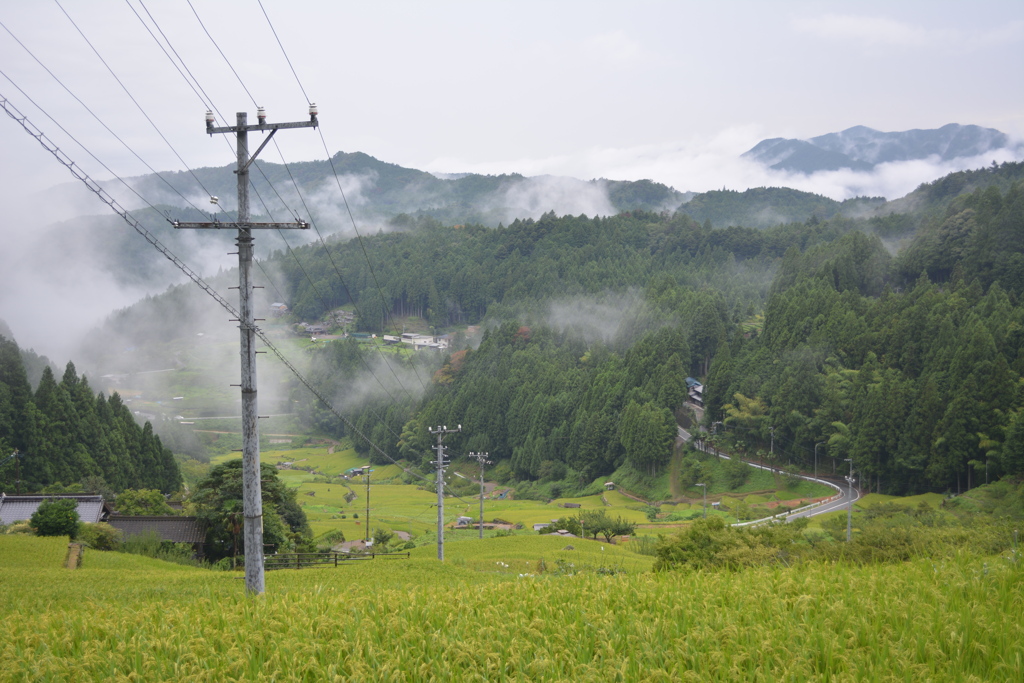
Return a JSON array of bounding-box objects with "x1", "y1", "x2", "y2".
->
[
  {"x1": 83, "y1": 162, "x2": 1024, "y2": 500},
  {"x1": 707, "y1": 177, "x2": 1024, "y2": 495},
  {"x1": 0, "y1": 335, "x2": 181, "y2": 493}
]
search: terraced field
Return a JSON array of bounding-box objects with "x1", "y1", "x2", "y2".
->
[{"x1": 1, "y1": 535, "x2": 1020, "y2": 681}]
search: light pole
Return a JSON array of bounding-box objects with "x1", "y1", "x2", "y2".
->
[
  {"x1": 814, "y1": 442, "x2": 824, "y2": 482},
  {"x1": 844, "y1": 458, "x2": 854, "y2": 542},
  {"x1": 362, "y1": 465, "x2": 371, "y2": 543},
  {"x1": 696, "y1": 483, "x2": 707, "y2": 519}
]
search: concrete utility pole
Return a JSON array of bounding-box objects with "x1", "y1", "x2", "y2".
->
[
  {"x1": 814, "y1": 442, "x2": 823, "y2": 482},
  {"x1": 430, "y1": 425, "x2": 461, "y2": 561},
  {"x1": 175, "y1": 106, "x2": 318, "y2": 595},
  {"x1": 6, "y1": 450, "x2": 21, "y2": 495},
  {"x1": 469, "y1": 451, "x2": 491, "y2": 539},
  {"x1": 844, "y1": 458, "x2": 854, "y2": 542},
  {"x1": 362, "y1": 465, "x2": 371, "y2": 543}
]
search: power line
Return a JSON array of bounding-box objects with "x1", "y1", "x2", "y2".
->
[
  {"x1": 54, "y1": 0, "x2": 221, "y2": 211},
  {"x1": 0, "y1": 93, "x2": 431, "y2": 489},
  {"x1": 0, "y1": 20, "x2": 207, "y2": 216},
  {"x1": 123, "y1": 0, "x2": 210, "y2": 110},
  {"x1": 257, "y1": 0, "x2": 310, "y2": 104},
  {"x1": 256, "y1": 5, "x2": 430, "y2": 394},
  {"x1": 183, "y1": 1, "x2": 423, "y2": 405},
  {"x1": 185, "y1": 0, "x2": 257, "y2": 108}
]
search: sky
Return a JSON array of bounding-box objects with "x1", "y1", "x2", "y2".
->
[{"x1": 0, "y1": 0, "x2": 1022, "y2": 361}]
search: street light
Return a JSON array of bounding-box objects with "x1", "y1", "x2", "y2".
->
[
  {"x1": 696, "y1": 483, "x2": 707, "y2": 519},
  {"x1": 814, "y1": 442, "x2": 824, "y2": 482},
  {"x1": 843, "y1": 458, "x2": 854, "y2": 542}
]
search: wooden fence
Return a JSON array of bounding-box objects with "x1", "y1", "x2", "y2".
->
[{"x1": 264, "y1": 551, "x2": 410, "y2": 571}]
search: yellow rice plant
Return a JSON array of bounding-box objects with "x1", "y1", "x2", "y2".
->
[{"x1": 0, "y1": 536, "x2": 1021, "y2": 681}]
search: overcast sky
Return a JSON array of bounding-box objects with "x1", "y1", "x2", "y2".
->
[
  {"x1": 1, "y1": 1, "x2": 1021, "y2": 199},
  {"x1": 0, "y1": 0, "x2": 1022, "y2": 360}
]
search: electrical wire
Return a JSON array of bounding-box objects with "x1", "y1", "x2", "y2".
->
[
  {"x1": 53, "y1": 0, "x2": 222, "y2": 213},
  {"x1": 129, "y1": 0, "x2": 421, "y2": 438},
  {"x1": 185, "y1": 0, "x2": 257, "y2": 108},
  {"x1": 0, "y1": 92, "x2": 433, "y2": 485},
  {"x1": 0, "y1": 19, "x2": 207, "y2": 217},
  {"x1": 123, "y1": 0, "x2": 210, "y2": 110},
  {"x1": 256, "y1": 5, "x2": 431, "y2": 394},
  {"x1": 186, "y1": 2, "x2": 430, "y2": 407}
]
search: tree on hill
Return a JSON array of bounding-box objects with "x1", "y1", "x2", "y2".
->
[
  {"x1": 114, "y1": 489, "x2": 176, "y2": 516},
  {"x1": 190, "y1": 460, "x2": 310, "y2": 562}
]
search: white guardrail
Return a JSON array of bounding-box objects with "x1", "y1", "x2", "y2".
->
[{"x1": 687, "y1": 438, "x2": 845, "y2": 527}]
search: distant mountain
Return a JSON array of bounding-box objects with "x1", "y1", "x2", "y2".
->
[
  {"x1": 117, "y1": 151, "x2": 687, "y2": 229},
  {"x1": 677, "y1": 187, "x2": 884, "y2": 229},
  {"x1": 744, "y1": 124, "x2": 1016, "y2": 174}
]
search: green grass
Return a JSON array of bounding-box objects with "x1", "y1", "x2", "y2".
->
[
  {"x1": 1, "y1": 535, "x2": 1020, "y2": 681},
  {"x1": 857, "y1": 492, "x2": 946, "y2": 509}
]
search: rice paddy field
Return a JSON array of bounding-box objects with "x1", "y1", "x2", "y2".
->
[
  {"x1": 206, "y1": 443, "x2": 838, "y2": 547},
  {"x1": 1, "y1": 534, "x2": 1021, "y2": 681}
]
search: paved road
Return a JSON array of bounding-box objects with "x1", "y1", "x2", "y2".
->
[{"x1": 678, "y1": 425, "x2": 860, "y2": 523}]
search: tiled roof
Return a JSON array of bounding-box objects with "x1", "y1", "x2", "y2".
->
[
  {"x1": 107, "y1": 516, "x2": 206, "y2": 544},
  {"x1": 0, "y1": 494, "x2": 109, "y2": 525}
]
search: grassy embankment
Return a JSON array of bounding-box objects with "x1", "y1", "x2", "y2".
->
[{"x1": 0, "y1": 534, "x2": 1020, "y2": 681}]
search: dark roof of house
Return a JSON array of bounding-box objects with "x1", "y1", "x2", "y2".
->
[
  {"x1": 107, "y1": 516, "x2": 206, "y2": 544},
  {"x1": 0, "y1": 494, "x2": 111, "y2": 526}
]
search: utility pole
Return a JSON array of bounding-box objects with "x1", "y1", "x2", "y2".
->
[
  {"x1": 696, "y1": 482, "x2": 707, "y2": 519},
  {"x1": 6, "y1": 450, "x2": 21, "y2": 495},
  {"x1": 362, "y1": 465, "x2": 371, "y2": 543},
  {"x1": 469, "y1": 451, "x2": 491, "y2": 539},
  {"x1": 844, "y1": 458, "x2": 854, "y2": 542},
  {"x1": 430, "y1": 425, "x2": 461, "y2": 561},
  {"x1": 175, "y1": 105, "x2": 318, "y2": 595}
]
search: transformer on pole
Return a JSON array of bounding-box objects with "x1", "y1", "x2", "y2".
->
[
  {"x1": 175, "y1": 106, "x2": 317, "y2": 595},
  {"x1": 430, "y1": 425, "x2": 461, "y2": 561},
  {"x1": 469, "y1": 451, "x2": 491, "y2": 539}
]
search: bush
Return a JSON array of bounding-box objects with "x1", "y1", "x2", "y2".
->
[
  {"x1": 31, "y1": 499, "x2": 80, "y2": 537},
  {"x1": 77, "y1": 522, "x2": 122, "y2": 550},
  {"x1": 319, "y1": 529, "x2": 346, "y2": 546},
  {"x1": 5, "y1": 522, "x2": 33, "y2": 535},
  {"x1": 120, "y1": 530, "x2": 201, "y2": 566},
  {"x1": 722, "y1": 456, "x2": 750, "y2": 488},
  {"x1": 372, "y1": 528, "x2": 394, "y2": 548}
]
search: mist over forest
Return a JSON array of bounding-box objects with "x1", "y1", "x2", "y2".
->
[{"x1": 3, "y1": 151, "x2": 1023, "y2": 499}]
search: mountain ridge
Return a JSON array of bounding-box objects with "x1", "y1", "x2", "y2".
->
[{"x1": 744, "y1": 123, "x2": 1017, "y2": 174}]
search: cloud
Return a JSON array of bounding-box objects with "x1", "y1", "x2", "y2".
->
[
  {"x1": 492, "y1": 176, "x2": 616, "y2": 222},
  {"x1": 582, "y1": 31, "x2": 648, "y2": 66},
  {"x1": 792, "y1": 14, "x2": 1024, "y2": 51},
  {"x1": 454, "y1": 126, "x2": 1024, "y2": 202},
  {"x1": 546, "y1": 290, "x2": 647, "y2": 345}
]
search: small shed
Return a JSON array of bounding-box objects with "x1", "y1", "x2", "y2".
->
[
  {"x1": 456, "y1": 516, "x2": 474, "y2": 527},
  {"x1": 106, "y1": 515, "x2": 206, "y2": 557},
  {"x1": 603, "y1": 482, "x2": 615, "y2": 491}
]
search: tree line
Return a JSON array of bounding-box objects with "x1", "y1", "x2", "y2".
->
[
  {"x1": 706, "y1": 179, "x2": 1024, "y2": 494},
  {"x1": 0, "y1": 335, "x2": 181, "y2": 493}
]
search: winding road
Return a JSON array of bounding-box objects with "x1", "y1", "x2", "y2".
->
[{"x1": 678, "y1": 425, "x2": 861, "y2": 525}]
